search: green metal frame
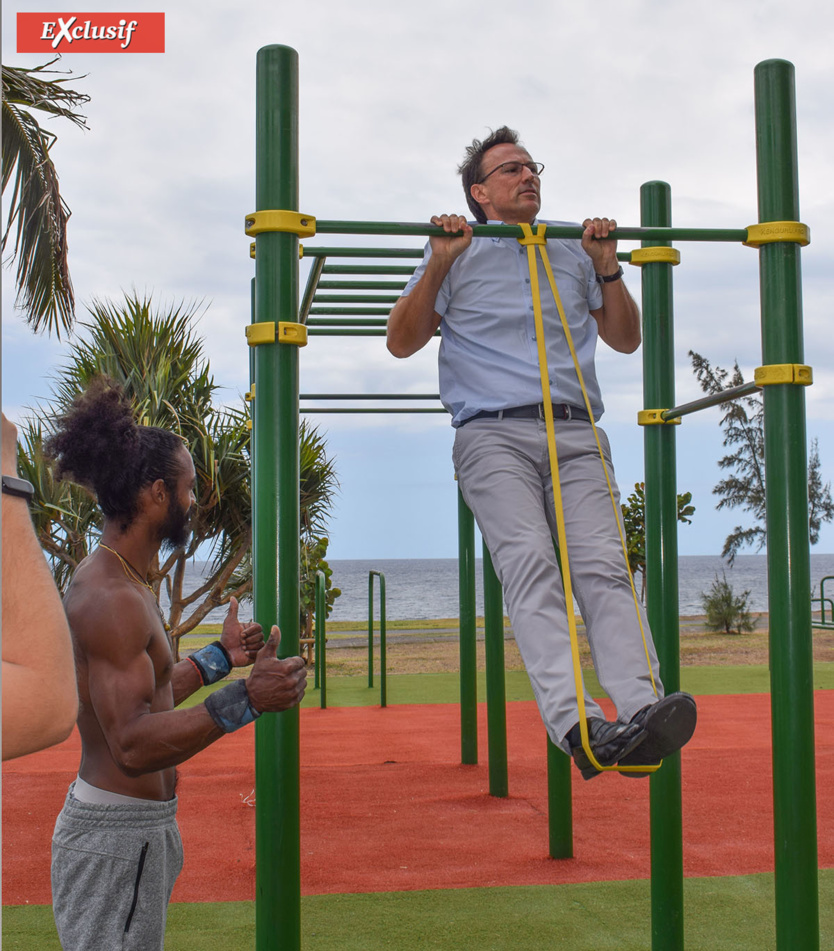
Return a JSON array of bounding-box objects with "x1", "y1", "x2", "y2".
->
[
  {"x1": 368, "y1": 570, "x2": 387, "y2": 707},
  {"x1": 812, "y1": 576, "x2": 834, "y2": 630},
  {"x1": 250, "y1": 46, "x2": 817, "y2": 951},
  {"x1": 314, "y1": 569, "x2": 327, "y2": 708}
]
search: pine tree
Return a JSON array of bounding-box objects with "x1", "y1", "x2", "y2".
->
[{"x1": 689, "y1": 351, "x2": 833, "y2": 563}]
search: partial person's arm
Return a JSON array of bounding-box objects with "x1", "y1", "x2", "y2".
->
[
  {"x1": 2, "y1": 413, "x2": 78, "y2": 760},
  {"x1": 582, "y1": 217, "x2": 642, "y2": 354},
  {"x1": 386, "y1": 214, "x2": 473, "y2": 358},
  {"x1": 81, "y1": 594, "x2": 305, "y2": 776}
]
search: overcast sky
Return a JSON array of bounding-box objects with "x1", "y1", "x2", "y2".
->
[{"x1": 3, "y1": 0, "x2": 833, "y2": 563}]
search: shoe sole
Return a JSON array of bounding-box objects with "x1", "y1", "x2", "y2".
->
[{"x1": 618, "y1": 693, "x2": 697, "y2": 773}]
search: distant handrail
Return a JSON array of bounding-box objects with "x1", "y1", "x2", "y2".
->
[
  {"x1": 813, "y1": 576, "x2": 834, "y2": 629},
  {"x1": 368, "y1": 571, "x2": 387, "y2": 707}
]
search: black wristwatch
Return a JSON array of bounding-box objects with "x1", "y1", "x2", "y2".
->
[
  {"x1": 1, "y1": 474, "x2": 35, "y2": 502},
  {"x1": 595, "y1": 266, "x2": 624, "y2": 284}
]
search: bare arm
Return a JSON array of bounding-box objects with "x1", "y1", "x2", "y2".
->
[
  {"x1": 81, "y1": 597, "x2": 305, "y2": 777},
  {"x1": 582, "y1": 217, "x2": 642, "y2": 354},
  {"x1": 2, "y1": 413, "x2": 78, "y2": 760},
  {"x1": 386, "y1": 214, "x2": 473, "y2": 358}
]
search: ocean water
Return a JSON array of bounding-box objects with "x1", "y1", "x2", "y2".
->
[{"x1": 163, "y1": 553, "x2": 834, "y2": 624}]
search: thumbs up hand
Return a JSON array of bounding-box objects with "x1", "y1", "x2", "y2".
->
[
  {"x1": 220, "y1": 597, "x2": 265, "y2": 667},
  {"x1": 245, "y1": 626, "x2": 307, "y2": 713}
]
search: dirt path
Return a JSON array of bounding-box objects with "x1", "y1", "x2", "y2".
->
[{"x1": 323, "y1": 620, "x2": 834, "y2": 676}]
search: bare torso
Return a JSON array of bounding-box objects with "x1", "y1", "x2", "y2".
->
[{"x1": 64, "y1": 550, "x2": 178, "y2": 800}]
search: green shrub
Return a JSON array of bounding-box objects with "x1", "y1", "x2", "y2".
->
[{"x1": 701, "y1": 572, "x2": 757, "y2": 635}]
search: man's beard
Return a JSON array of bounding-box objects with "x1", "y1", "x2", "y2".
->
[{"x1": 159, "y1": 496, "x2": 193, "y2": 553}]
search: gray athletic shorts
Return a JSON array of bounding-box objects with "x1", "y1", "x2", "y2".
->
[{"x1": 51, "y1": 781, "x2": 183, "y2": 950}]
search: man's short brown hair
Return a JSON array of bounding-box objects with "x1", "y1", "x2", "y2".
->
[{"x1": 458, "y1": 126, "x2": 521, "y2": 223}]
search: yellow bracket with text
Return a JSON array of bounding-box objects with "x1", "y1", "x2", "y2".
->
[{"x1": 744, "y1": 221, "x2": 810, "y2": 248}]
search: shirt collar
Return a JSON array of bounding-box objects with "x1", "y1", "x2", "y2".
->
[{"x1": 485, "y1": 218, "x2": 539, "y2": 244}]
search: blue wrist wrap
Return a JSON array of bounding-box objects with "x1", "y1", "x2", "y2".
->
[
  {"x1": 189, "y1": 641, "x2": 232, "y2": 685},
  {"x1": 204, "y1": 680, "x2": 261, "y2": 733}
]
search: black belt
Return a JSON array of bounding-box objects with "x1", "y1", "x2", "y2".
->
[{"x1": 462, "y1": 402, "x2": 591, "y2": 425}]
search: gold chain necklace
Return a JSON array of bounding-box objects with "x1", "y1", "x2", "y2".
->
[
  {"x1": 99, "y1": 544, "x2": 170, "y2": 631},
  {"x1": 99, "y1": 544, "x2": 153, "y2": 591}
]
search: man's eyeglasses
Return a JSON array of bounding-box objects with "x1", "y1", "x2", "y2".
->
[{"x1": 477, "y1": 161, "x2": 545, "y2": 184}]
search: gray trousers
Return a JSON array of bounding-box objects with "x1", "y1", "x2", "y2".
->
[
  {"x1": 453, "y1": 417, "x2": 663, "y2": 751},
  {"x1": 52, "y1": 783, "x2": 183, "y2": 950}
]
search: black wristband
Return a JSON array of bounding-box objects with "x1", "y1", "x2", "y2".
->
[
  {"x1": 2, "y1": 475, "x2": 35, "y2": 501},
  {"x1": 595, "y1": 266, "x2": 624, "y2": 284}
]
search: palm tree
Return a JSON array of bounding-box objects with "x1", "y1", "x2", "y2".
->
[
  {"x1": 22, "y1": 291, "x2": 340, "y2": 658},
  {"x1": 2, "y1": 58, "x2": 89, "y2": 336}
]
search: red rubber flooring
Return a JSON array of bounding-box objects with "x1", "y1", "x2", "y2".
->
[{"x1": 3, "y1": 692, "x2": 833, "y2": 904}]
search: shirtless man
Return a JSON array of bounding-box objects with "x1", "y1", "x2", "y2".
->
[{"x1": 45, "y1": 377, "x2": 307, "y2": 950}]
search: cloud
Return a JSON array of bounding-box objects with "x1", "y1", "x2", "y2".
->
[{"x1": 3, "y1": 0, "x2": 832, "y2": 556}]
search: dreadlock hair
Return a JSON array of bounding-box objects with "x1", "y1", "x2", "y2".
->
[
  {"x1": 457, "y1": 126, "x2": 521, "y2": 224},
  {"x1": 45, "y1": 376, "x2": 186, "y2": 531}
]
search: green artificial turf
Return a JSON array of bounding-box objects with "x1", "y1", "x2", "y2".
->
[
  {"x1": 5, "y1": 870, "x2": 833, "y2": 950},
  {"x1": 176, "y1": 663, "x2": 834, "y2": 710}
]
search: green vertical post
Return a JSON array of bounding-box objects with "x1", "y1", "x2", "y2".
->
[
  {"x1": 369, "y1": 571, "x2": 387, "y2": 706},
  {"x1": 546, "y1": 737, "x2": 572, "y2": 858},
  {"x1": 368, "y1": 574, "x2": 375, "y2": 689},
  {"x1": 482, "y1": 544, "x2": 508, "y2": 797},
  {"x1": 640, "y1": 180, "x2": 684, "y2": 951},
  {"x1": 315, "y1": 570, "x2": 326, "y2": 709},
  {"x1": 754, "y1": 59, "x2": 818, "y2": 951},
  {"x1": 252, "y1": 44, "x2": 302, "y2": 951},
  {"x1": 458, "y1": 489, "x2": 478, "y2": 764}
]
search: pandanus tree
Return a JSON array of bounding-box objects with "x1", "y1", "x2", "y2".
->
[{"x1": 20, "y1": 292, "x2": 339, "y2": 658}]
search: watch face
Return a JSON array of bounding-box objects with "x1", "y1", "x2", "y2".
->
[{"x1": 1, "y1": 475, "x2": 35, "y2": 500}]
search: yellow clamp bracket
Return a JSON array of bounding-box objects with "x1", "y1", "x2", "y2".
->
[
  {"x1": 744, "y1": 221, "x2": 810, "y2": 248},
  {"x1": 245, "y1": 210, "x2": 316, "y2": 238},
  {"x1": 517, "y1": 222, "x2": 548, "y2": 246},
  {"x1": 244, "y1": 385, "x2": 256, "y2": 402},
  {"x1": 246, "y1": 419, "x2": 253, "y2": 431},
  {"x1": 638, "y1": 409, "x2": 682, "y2": 426},
  {"x1": 245, "y1": 322, "x2": 308, "y2": 347},
  {"x1": 250, "y1": 242, "x2": 256, "y2": 260},
  {"x1": 246, "y1": 323, "x2": 275, "y2": 346},
  {"x1": 754, "y1": 364, "x2": 813, "y2": 386},
  {"x1": 630, "y1": 247, "x2": 681, "y2": 266}
]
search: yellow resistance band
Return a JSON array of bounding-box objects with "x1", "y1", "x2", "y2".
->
[{"x1": 518, "y1": 222, "x2": 660, "y2": 776}]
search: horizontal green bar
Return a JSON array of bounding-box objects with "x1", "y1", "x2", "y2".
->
[
  {"x1": 308, "y1": 328, "x2": 389, "y2": 336},
  {"x1": 321, "y1": 265, "x2": 416, "y2": 275},
  {"x1": 301, "y1": 393, "x2": 440, "y2": 400},
  {"x1": 301, "y1": 407, "x2": 446, "y2": 414},
  {"x1": 308, "y1": 328, "x2": 441, "y2": 338},
  {"x1": 307, "y1": 317, "x2": 387, "y2": 326},
  {"x1": 314, "y1": 220, "x2": 751, "y2": 243},
  {"x1": 313, "y1": 294, "x2": 400, "y2": 304},
  {"x1": 317, "y1": 281, "x2": 407, "y2": 290},
  {"x1": 309, "y1": 307, "x2": 391, "y2": 316},
  {"x1": 663, "y1": 381, "x2": 761, "y2": 420},
  {"x1": 302, "y1": 247, "x2": 424, "y2": 259}
]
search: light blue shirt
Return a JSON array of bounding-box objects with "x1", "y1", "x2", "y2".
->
[{"x1": 402, "y1": 219, "x2": 605, "y2": 427}]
